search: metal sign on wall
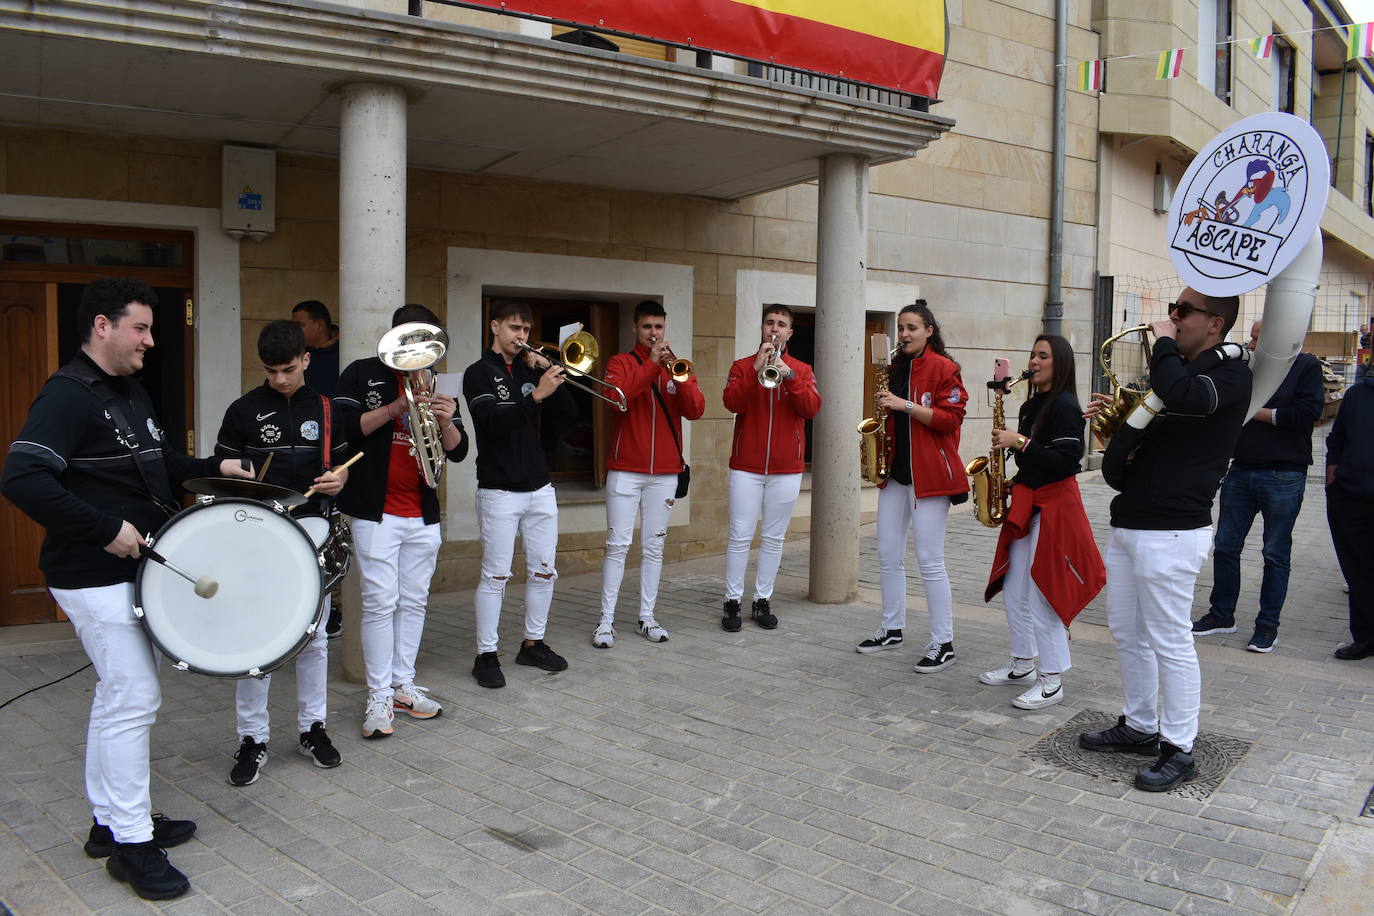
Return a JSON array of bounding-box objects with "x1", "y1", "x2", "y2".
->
[{"x1": 465, "y1": 0, "x2": 947, "y2": 97}]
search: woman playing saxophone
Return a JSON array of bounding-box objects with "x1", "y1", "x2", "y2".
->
[
  {"x1": 980, "y1": 335, "x2": 1104, "y2": 710},
  {"x1": 855, "y1": 301, "x2": 968, "y2": 673}
]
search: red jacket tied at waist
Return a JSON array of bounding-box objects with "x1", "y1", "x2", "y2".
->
[
  {"x1": 984, "y1": 476, "x2": 1105, "y2": 626},
  {"x1": 724, "y1": 353, "x2": 821, "y2": 474},
  {"x1": 605, "y1": 344, "x2": 705, "y2": 475}
]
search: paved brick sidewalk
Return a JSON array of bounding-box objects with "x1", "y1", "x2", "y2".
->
[{"x1": 1, "y1": 431, "x2": 1372, "y2": 914}]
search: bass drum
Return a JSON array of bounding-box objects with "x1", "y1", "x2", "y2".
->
[{"x1": 134, "y1": 498, "x2": 324, "y2": 678}]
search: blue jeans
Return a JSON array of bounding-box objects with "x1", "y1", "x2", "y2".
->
[{"x1": 1207, "y1": 468, "x2": 1307, "y2": 630}]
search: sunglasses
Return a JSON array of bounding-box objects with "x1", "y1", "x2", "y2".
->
[{"x1": 1167, "y1": 301, "x2": 1218, "y2": 320}]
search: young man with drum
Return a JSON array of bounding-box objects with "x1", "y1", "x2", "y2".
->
[
  {"x1": 1, "y1": 278, "x2": 253, "y2": 900},
  {"x1": 335, "y1": 304, "x2": 467, "y2": 739},
  {"x1": 594, "y1": 300, "x2": 704, "y2": 647},
  {"x1": 463, "y1": 298, "x2": 578, "y2": 688},
  {"x1": 1079, "y1": 289, "x2": 1250, "y2": 792},
  {"x1": 214, "y1": 320, "x2": 351, "y2": 786},
  {"x1": 719, "y1": 304, "x2": 822, "y2": 632}
]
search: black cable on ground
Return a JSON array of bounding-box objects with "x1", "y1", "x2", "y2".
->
[{"x1": 0, "y1": 662, "x2": 93, "y2": 711}]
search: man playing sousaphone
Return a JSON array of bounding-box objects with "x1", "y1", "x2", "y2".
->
[
  {"x1": 335, "y1": 304, "x2": 468, "y2": 739},
  {"x1": 1078, "y1": 288, "x2": 1250, "y2": 792}
]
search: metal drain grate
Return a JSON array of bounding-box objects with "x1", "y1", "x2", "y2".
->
[
  {"x1": 1020, "y1": 709, "x2": 1254, "y2": 800},
  {"x1": 1361, "y1": 785, "x2": 1374, "y2": 818}
]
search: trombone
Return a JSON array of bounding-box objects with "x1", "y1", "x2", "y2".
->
[
  {"x1": 759, "y1": 334, "x2": 784, "y2": 388},
  {"x1": 650, "y1": 336, "x2": 694, "y2": 383},
  {"x1": 515, "y1": 331, "x2": 629, "y2": 412}
]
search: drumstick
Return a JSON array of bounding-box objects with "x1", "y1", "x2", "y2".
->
[
  {"x1": 256, "y1": 452, "x2": 274, "y2": 481},
  {"x1": 142, "y1": 546, "x2": 219, "y2": 599},
  {"x1": 302, "y1": 452, "x2": 364, "y2": 499}
]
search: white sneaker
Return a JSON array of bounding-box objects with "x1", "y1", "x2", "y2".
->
[
  {"x1": 1012, "y1": 677, "x2": 1064, "y2": 710},
  {"x1": 978, "y1": 660, "x2": 1037, "y2": 686},
  {"x1": 362, "y1": 693, "x2": 394, "y2": 739},
  {"x1": 592, "y1": 621, "x2": 616, "y2": 649},
  {"x1": 393, "y1": 683, "x2": 442, "y2": 719},
  {"x1": 637, "y1": 619, "x2": 669, "y2": 642}
]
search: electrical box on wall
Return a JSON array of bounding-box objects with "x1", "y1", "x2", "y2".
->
[
  {"x1": 1153, "y1": 166, "x2": 1172, "y2": 214},
  {"x1": 222, "y1": 145, "x2": 276, "y2": 239}
]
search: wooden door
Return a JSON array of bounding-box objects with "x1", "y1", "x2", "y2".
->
[{"x1": 0, "y1": 282, "x2": 60, "y2": 624}]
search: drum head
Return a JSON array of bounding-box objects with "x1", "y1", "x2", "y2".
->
[
  {"x1": 183, "y1": 477, "x2": 307, "y2": 507},
  {"x1": 135, "y1": 499, "x2": 322, "y2": 677},
  {"x1": 298, "y1": 515, "x2": 330, "y2": 550}
]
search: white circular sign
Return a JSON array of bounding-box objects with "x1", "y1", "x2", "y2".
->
[{"x1": 1167, "y1": 112, "x2": 1329, "y2": 297}]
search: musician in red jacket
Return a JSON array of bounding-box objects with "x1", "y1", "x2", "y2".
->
[
  {"x1": 981, "y1": 335, "x2": 1104, "y2": 710},
  {"x1": 855, "y1": 301, "x2": 968, "y2": 672},
  {"x1": 595, "y1": 301, "x2": 705, "y2": 648},
  {"x1": 719, "y1": 305, "x2": 822, "y2": 632}
]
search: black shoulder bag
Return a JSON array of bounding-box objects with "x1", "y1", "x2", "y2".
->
[{"x1": 632, "y1": 353, "x2": 691, "y2": 498}]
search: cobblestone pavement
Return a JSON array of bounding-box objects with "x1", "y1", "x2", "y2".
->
[{"x1": 2, "y1": 432, "x2": 1372, "y2": 914}]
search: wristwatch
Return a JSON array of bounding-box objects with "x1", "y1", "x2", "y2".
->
[{"x1": 905, "y1": 401, "x2": 914, "y2": 412}]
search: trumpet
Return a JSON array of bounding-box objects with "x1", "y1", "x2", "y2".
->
[
  {"x1": 651, "y1": 337, "x2": 694, "y2": 383},
  {"x1": 378, "y1": 321, "x2": 449, "y2": 489},
  {"x1": 759, "y1": 334, "x2": 785, "y2": 388},
  {"x1": 515, "y1": 331, "x2": 629, "y2": 412}
]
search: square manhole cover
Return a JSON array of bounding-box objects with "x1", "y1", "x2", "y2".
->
[{"x1": 1021, "y1": 709, "x2": 1253, "y2": 800}]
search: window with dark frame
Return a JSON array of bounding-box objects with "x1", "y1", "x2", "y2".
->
[
  {"x1": 1213, "y1": 0, "x2": 1233, "y2": 104},
  {"x1": 1365, "y1": 133, "x2": 1374, "y2": 216},
  {"x1": 1275, "y1": 34, "x2": 1295, "y2": 114}
]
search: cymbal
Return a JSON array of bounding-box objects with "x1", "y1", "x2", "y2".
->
[{"x1": 182, "y1": 478, "x2": 307, "y2": 507}]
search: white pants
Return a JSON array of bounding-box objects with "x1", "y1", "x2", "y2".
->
[
  {"x1": 600, "y1": 470, "x2": 677, "y2": 623},
  {"x1": 724, "y1": 470, "x2": 802, "y2": 602},
  {"x1": 235, "y1": 595, "x2": 330, "y2": 741},
  {"x1": 1002, "y1": 514, "x2": 1071, "y2": 673},
  {"x1": 351, "y1": 514, "x2": 441, "y2": 700},
  {"x1": 877, "y1": 483, "x2": 954, "y2": 643},
  {"x1": 1105, "y1": 526, "x2": 1212, "y2": 752},
  {"x1": 475, "y1": 484, "x2": 558, "y2": 654},
  {"x1": 51, "y1": 583, "x2": 159, "y2": 844}
]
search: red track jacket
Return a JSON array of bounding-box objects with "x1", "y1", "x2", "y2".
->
[
  {"x1": 604, "y1": 344, "x2": 705, "y2": 475},
  {"x1": 882, "y1": 349, "x2": 969, "y2": 498},
  {"x1": 723, "y1": 353, "x2": 821, "y2": 474}
]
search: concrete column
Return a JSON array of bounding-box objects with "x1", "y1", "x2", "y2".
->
[
  {"x1": 808, "y1": 153, "x2": 869, "y2": 604},
  {"x1": 338, "y1": 81, "x2": 408, "y2": 684}
]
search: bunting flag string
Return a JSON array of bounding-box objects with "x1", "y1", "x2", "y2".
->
[
  {"x1": 1251, "y1": 34, "x2": 1275, "y2": 59},
  {"x1": 1078, "y1": 58, "x2": 1105, "y2": 92},
  {"x1": 1157, "y1": 48, "x2": 1185, "y2": 79},
  {"x1": 1348, "y1": 22, "x2": 1374, "y2": 60}
]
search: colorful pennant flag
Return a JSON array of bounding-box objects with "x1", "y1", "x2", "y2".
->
[
  {"x1": 1251, "y1": 34, "x2": 1275, "y2": 59},
  {"x1": 1348, "y1": 22, "x2": 1374, "y2": 60},
  {"x1": 1157, "y1": 48, "x2": 1184, "y2": 79},
  {"x1": 1078, "y1": 59, "x2": 1105, "y2": 92}
]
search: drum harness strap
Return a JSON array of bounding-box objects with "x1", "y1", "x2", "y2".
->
[{"x1": 54, "y1": 361, "x2": 178, "y2": 520}]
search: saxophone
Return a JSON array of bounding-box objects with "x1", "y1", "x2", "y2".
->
[
  {"x1": 965, "y1": 368, "x2": 1032, "y2": 527},
  {"x1": 857, "y1": 339, "x2": 902, "y2": 484}
]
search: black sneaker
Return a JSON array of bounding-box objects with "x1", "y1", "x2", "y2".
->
[
  {"x1": 721, "y1": 599, "x2": 742, "y2": 632},
  {"x1": 751, "y1": 598, "x2": 778, "y2": 630},
  {"x1": 473, "y1": 651, "x2": 506, "y2": 688},
  {"x1": 298, "y1": 722, "x2": 342, "y2": 768},
  {"x1": 229, "y1": 737, "x2": 267, "y2": 787},
  {"x1": 913, "y1": 641, "x2": 955, "y2": 673},
  {"x1": 1246, "y1": 626, "x2": 1277, "y2": 653},
  {"x1": 1078, "y1": 715, "x2": 1160, "y2": 755},
  {"x1": 84, "y1": 814, "x2": 196, "y2": 859},
  {"x1": 856, "y1": 628, "x2": 903, "y2": 654},
  {"x1": 1134, "y1": 741, "x2": 1196, "y2": 792},
  {"x1": 106, "y1": 840, "x2": 190, "y2": 900},
  {"x1": 516, "y1": 640, "x2": 569, "y2": 672},
  {"x1": 325, "y1": 604, "x2": 343, "y2": 639},
  {"x1": 1191, "y1": 612, "x2": 1236, "y2": 636}
]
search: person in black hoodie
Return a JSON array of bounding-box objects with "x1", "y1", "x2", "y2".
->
[
  {"x1": 463, "y1": 298, "x2": 577, "y2": 689},
  {"x1": 214, "y1": 321, "x2": 352, "y2": 787},
  {"x1": 1, "y1": 278, "x2": 253, "y2": 901},
  {"x1": 1078, "y1": 288, "x2": 1251, "y2": 793},
  {"x1": 1327, "y1": 373, "x2": 1374, "y2": 660},
  {"x1": 1191, "y1": 320, "x2": 1323, "y2": 653},
  {"x1": 334, "y1": 304, "x2": 467, "y2": 740}
]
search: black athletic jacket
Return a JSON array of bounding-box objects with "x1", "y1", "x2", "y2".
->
[
  {"x1": 332, "y1": 357, "x2": 468, "y2": 524},
  {"x1": 1, "y1": 352, "x2": 219, "y2": 588},
  {"x1": 1010, "y1": 391, "x2": 1084, "y2": 489},
  {"x1": 463, "y1": 349, "x2": 577, "y2": 491},
  {"x1": 214, "y1": 382, "x2": 351, "y2": 516}
]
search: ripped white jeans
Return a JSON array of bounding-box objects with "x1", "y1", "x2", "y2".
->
[
  {"x1": 600, "y1": 470, "x2": 677, "y2": 624},
  {"x1": 474, "y1": 484, "x2": 559, "y2": 654}
]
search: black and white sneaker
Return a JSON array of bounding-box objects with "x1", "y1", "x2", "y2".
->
[
  {"x1": 913, "y1": 641, "x2": 955, "y2": 673},
  {"x1": 978, "y1": 660, "x2": 1037, "y2": 686},
  {"x1": 298, "y1": 722, "x2": 342, "y2": 768},
  {"x1": 751, "y1": 598, "x2": 778, "y2": 630},
  {"x1": 856, "y1": 628, "x2": 903, "y2": 654},
  {"x1": 721, "y1": 599, "x2": 742, "y2": 632},
  {"x1": 229, "y1": 737, "x2": 267, "y2": 787}
]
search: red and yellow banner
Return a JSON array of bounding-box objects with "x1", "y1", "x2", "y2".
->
[{"x1": 465, "y1": 0, "x2": 946, "y2": 97}]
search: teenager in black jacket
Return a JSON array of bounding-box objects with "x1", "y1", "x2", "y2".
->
[
  {"x1": 1079, "y1": 288, "x2": 1251, "y2": 794},
  {"x1": 1, "y1": 278, "x2": 251, "y2": 900}
]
